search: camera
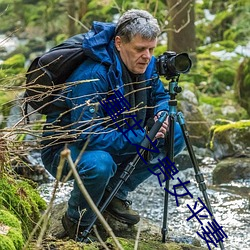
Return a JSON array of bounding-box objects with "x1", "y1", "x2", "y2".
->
[{"x1": 156, "y1": 51, "x2": 192, "y2": 79}]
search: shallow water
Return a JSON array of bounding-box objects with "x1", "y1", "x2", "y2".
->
[{"x1": 38, "y1": 157, "x2": 250, "y2": 250}]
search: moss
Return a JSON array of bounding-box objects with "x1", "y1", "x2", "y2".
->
[
  {"x1": 7, "y1": 228, "x2": 24, "y2": 249},
  {"x1": 84, "y1": 243, "x2": 100, "y2": 250},
  {"x1": 0, "y1": 209, "x2": 21, "y2": 229},
  {"x1": 217, "y1": 40, "x2": 237, "y2": 51},
  {"x1": 214, "y1": 119, "x2": 232, "y2": 126},
  {"x1": 0, "y1": 174, "x2": 47, "y2": 239},
  {"x1": 0, "y1": 235, "x2": 16, "y2": 250},
  {"x1": 199, "y1": 95, "x2": 224, "y2": 107},
  {"x1": 0, "y1": 54, "x2": 26, "y2": 86},
  {"x1": 213, "y1": 120, "x2": 250, "y2": 133},
  {"x1": 213, "y1": 67, "x2": 235, "y2": 86},
  {"x1": 1, "y1": 54, "x2": 25, "y2": 69},
  {"x1": 166, "y1": 242, "x2": 183, "y2": 250},
  {"x1": 209, "y1": 120, "x2": 250, "y2": 151},
  {"x1": 106, "y1": 237, "x2": 205, "y2": 250},
  {"x1": 0, "y1": 209, "x2": 24, "y2": 249},
  {"x1": 199, "y1": 91, "x2": 248, "y2": 121}
]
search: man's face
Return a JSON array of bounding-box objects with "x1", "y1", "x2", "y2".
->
[{"x1": 115, "y1": 35, "x2": 157, "y2": 74}]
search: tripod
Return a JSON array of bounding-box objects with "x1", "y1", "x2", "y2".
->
[
  {"x1": 81, "y1": 111, "x2": 168, "y2": 241},
  {"x1": 82, "y1": 76, "x2": 225, "y2": 250},
  {"x1": 161, "y1": 76, "x2": 225, "y2": 249}
]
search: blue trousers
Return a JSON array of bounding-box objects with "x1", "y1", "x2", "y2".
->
[{"x1": 41, "y1": 122, "x2": 185, "y2": 226}]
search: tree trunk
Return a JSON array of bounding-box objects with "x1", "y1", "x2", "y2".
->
[
  {"x1": 67, "y1": 0, "x2": 77, "y2": 36},
  {"x1": 78, "y1": 0, "x2": 88, "y2": 20},
  {"x1": 167, "y1": 0, "x2": 196, "y2": 63}
]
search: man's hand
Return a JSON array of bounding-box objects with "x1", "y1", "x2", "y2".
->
[{"x1": 154, "y1": 111, "x2": 169, "y2": 139}]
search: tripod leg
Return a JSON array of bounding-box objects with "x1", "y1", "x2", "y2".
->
[
  {"x1": 177, "y1": 112, "x2": 225, "y2": 250},
  {"x1": 81, "y1": 161, "x2": 136, "y2": 240},
  {"x1": 162, "y1": 114, "x2": 175, "y2": 243},
  {"x1": 162, "y1": 179, "x2": 169, "y2": 243}
]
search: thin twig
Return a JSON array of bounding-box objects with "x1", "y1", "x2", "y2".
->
[
  {"x1": 61, "y1": 148, "x2": 124, "y2": 250},
  {"x1": 134, "y1": 220, "x2": 142, "y2": 250},
  {"x1": 93, "y1": 225, "x2": 110, "y2": 250},
  {"x1": 68, "y1": 14, "x2": 90, "y2": 31}
]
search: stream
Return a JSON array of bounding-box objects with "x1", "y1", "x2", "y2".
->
[{"x1": 38, "y1": 155, "x2": 250, "y2": 250}]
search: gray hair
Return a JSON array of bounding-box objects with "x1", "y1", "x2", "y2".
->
[{"x1": 115, "y1": 9, "x2": 160, "y2": 43}]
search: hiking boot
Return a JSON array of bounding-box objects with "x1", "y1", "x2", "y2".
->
[
  {"x1": 105, "y1": 196, "x2": 140, "y2": 225},
  {"x1": 61, "y1": 213, "x2": 97, "y2": 243}
]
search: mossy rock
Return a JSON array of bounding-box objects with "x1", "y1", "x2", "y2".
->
[
  {"x1": 28, "y1": 237, "x2": 206, "y2": 250},
  {"x1": 209, "y1": 120, "x2": 250, "y2": 160},
  {"x1": 106, "y1": 237, "x2": 206, "y2": 250},
  {"x1": 43, "y1": 202, "x2": 206, "y2": 250},
  {"x1": 0, "y1": 174, "x2": 47, "y2": 239},
  {"x1": 0, "y1": 209, "x2": 24, "y2": 250}
]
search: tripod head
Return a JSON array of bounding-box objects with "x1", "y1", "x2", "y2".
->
[{"x1": 168, "y1": 76, "x2": 182, "y2": 100}]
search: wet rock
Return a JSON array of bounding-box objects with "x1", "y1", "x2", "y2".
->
[
  {"x1": 179, "y1": 100, "x2": 211, "y2": 148},
  {"x1": 213, "y1": 157, "x2": 250, "y2": 184},
  {"x1": 175, "y1": 147, "x2": 212, "y2": 170},
  {"x1": 12, "y1": 150, "x2": 51, "y2": 183}
]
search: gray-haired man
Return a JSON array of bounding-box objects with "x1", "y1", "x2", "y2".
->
[{"x1": 41, "y1": 9, "x2": 185, "y2": 241}]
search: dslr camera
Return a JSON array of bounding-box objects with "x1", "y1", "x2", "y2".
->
[{"x1": 156, "y1": 51, "x2": 192, "y2": 79}]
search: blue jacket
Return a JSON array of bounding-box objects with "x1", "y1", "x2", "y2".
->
[{"x1": 44, "y1": 21, "x2": 170, "y2": 156}]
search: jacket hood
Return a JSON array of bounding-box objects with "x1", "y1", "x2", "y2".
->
[{"x1": 82, "y1": 21, "x2": 116, "y2": 65}]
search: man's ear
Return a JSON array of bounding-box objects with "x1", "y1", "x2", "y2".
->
[{"x1": 115, "y1": 36, "x2": 122, "y2": 51}]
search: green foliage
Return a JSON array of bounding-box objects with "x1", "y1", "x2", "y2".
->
[
  {"x1": 1, "y1": 54, "x2": 25, "y2": 69},
  {"x1": 0, "y1": 91, "x2": 16, "y2": 108},
  {"x1": 209, "y1": 10, "x2": 234, "y2": 42},
  {"x1": 199, "y1": 95, "x2": 224, "y2": 107},
  {"x1": 55, "y1": 33, "x2": 69, "y2": 45},
  {"x1": 199, "y1": 91, "x2": 248, "y2": 121},
  {"x1": 0, "y1": 54, "x2": 26, "y2": 85},
  {"x1": 213, "y1": 67, "x2": 235, "y2": 86},
  {"x1": 196, "y1": 0, "x2": 250, "y2": 47},
  {"x1": 154, "y1": 44, "x2": 167, "y2": 57},
  {"x1": 192, "y1": 40, "x2": 241, "y2": 95},
  {"x1": 0, "y1": 0, "x2": 249, "y2": 115}
]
